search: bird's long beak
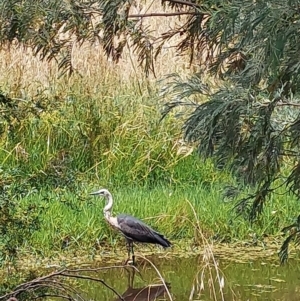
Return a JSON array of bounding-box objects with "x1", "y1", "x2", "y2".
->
[{"x1": 90, "y1": 190, "x2": 102, "y2": 195}]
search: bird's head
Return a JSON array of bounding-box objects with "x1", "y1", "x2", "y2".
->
[{"x1": 89, "y1": 188, "x2": 111, "y2": 198}]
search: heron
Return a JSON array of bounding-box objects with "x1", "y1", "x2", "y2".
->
[{"x1": 90, "y1": 188, "x2": 171, "y2": 265}]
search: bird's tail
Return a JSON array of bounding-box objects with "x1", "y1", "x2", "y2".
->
[{"x1": 155, "y1": 233, "x2": 172, "y2": 248}]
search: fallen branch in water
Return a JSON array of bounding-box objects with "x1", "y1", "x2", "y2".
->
[{"x1": 0, "y1": 266, "x2": 137, "y2": 301}]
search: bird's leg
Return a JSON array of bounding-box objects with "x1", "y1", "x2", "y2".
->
[
  {"x1": 131, "y1": 243, "x2": 135, "y2": 265},
  {"x1": 125, "y1": 240, "x2": 131, "y2": 265}
]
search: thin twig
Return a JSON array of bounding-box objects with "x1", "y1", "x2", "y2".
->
[
  {"x1": 0, "y1": 267, "x2": 127, "y2": 301},
  {"x1": 167, "y1": 0, "x2": 204, "y2": 9},
  {"x1": 137, "y1": 256, "x2": 173, "y2": 301},
  {"x1": 60, "y1": 273, "x2": 124, "y2": 301},
  {"x1": 277, "y1": 102, "x2": 300, "y2": 107},
  {"x1": 33, "y1": 294, "x2": 72, "y2": 300},
  {"x1": 186, "y1": 199, "x2": 227, "y2": 301},
  {"x1": 259, "y1": 101, "x2": 300, "y2": 107},
  {"x1": 128, "y1": 11, "x2": 201, "y2": 18},
  {"x1": 64, "y1": 265, "x2": 135, "y2": 273}
]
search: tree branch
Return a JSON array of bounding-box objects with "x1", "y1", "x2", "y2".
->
[
  {"x1": 33, "y1": 294, "x2": 72, "y2": 300},
  {"x1": 0, "y1": 267, "x2": 127, "y2": 301},
  {"x1": 277, "y1": 102, "x2": 300, "y2": 107},
  {"x1": 166, "y1": 0, "x2": 204, "y2": 9},
  {"x1": 60, "y1": 273, "x2": 124, "y2": 300},
  {"x1": 259, "y1": 101, "x2": 300, "y2": 107},
  {"x1": 128, "y1": 11, "x2": 201, "y2": 18}
]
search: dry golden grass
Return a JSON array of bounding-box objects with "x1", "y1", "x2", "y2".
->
[
  {"x1": 0, "y1": 0, "x2": 192, "y2": 94},
  {"x1": 0, "y1": 0, "x2": 200, "y2": 193}
]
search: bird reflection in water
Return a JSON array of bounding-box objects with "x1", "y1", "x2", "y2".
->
[{"x1": 112, "y1": 268, "x2": 171, "y2": 301}]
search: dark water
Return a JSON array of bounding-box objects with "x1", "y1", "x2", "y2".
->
[{"x1": 80, "y1": 255, "x2": 300, "y2": 301}]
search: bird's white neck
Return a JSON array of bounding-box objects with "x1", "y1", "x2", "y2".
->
[
  {"x1": 103, "y1": 193, "x2": 113, "y2": 218},
  {"x1": 102, "y1": 193, "x2": 120, "y2": 229}
]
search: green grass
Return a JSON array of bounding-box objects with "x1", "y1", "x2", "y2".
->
[
  {"x1": 11, "y1": 179, "x2": 299, "y2": 258},
  {"x1": 0, "y1": 76, "x2": 187, "y2": 187}
]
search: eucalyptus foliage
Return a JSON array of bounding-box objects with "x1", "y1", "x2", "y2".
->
[{"x1": 158, "y1": 0, "x2": 300, "y2": 262}]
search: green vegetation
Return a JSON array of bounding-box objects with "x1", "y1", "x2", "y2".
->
[
  {"x1": 0, "y1": 69, "x2": 296, "y2": 259},
  {"x1": 0, "y1": 72, "x2": 221, "y2": 260},
  {"x1": 0, "y1": 62, "x2": 299, "y2": 268},
  {"x1": 2, "y1": 179, "x2": 300, "y2": 260},
  {"x1": 26, "y1": 183, "x2": 300, "y2": 255},
  {"x1": 0, "y1": 72, "x2": 299, "y2": 262}
]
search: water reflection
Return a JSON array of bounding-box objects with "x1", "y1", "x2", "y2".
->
[
  {"x1": 83, "y1": 256, "x2": 300, "y2": 301},
  {"x1": 112, "y1": 283, "x2": 171, "y2": 301},
  {"x1": 112, "y1": 268, "x2": 171, "y2": 301}
]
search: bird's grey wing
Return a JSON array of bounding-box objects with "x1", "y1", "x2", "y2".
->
[
  {"x1": 117, "y1": 214, "x2": 171, "y2": 247},
  {"x1": 117, "y1": 214, "x2": 155, "y2": 238}
]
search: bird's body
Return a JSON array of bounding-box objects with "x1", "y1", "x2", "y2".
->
[
  {"x1": 117, "y1": 214, "x2": 171, "y2": 247},
  {"x1": 90, "y1": 188, "x2": 171, "y2": 264}
]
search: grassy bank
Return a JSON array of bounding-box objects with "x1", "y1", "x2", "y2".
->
[
  {"x1": 0, "y1": 31, "x2": 298, "y2": 266},
  {"x1": 0, "y1": 59, "x2": 227, "y2": 261},
  {"x1": 2, "y1": 177, "x2": 299, "y2": 260},
  {"x1": 0, "y1": 53, "x2": 299, "y2": 262}
]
